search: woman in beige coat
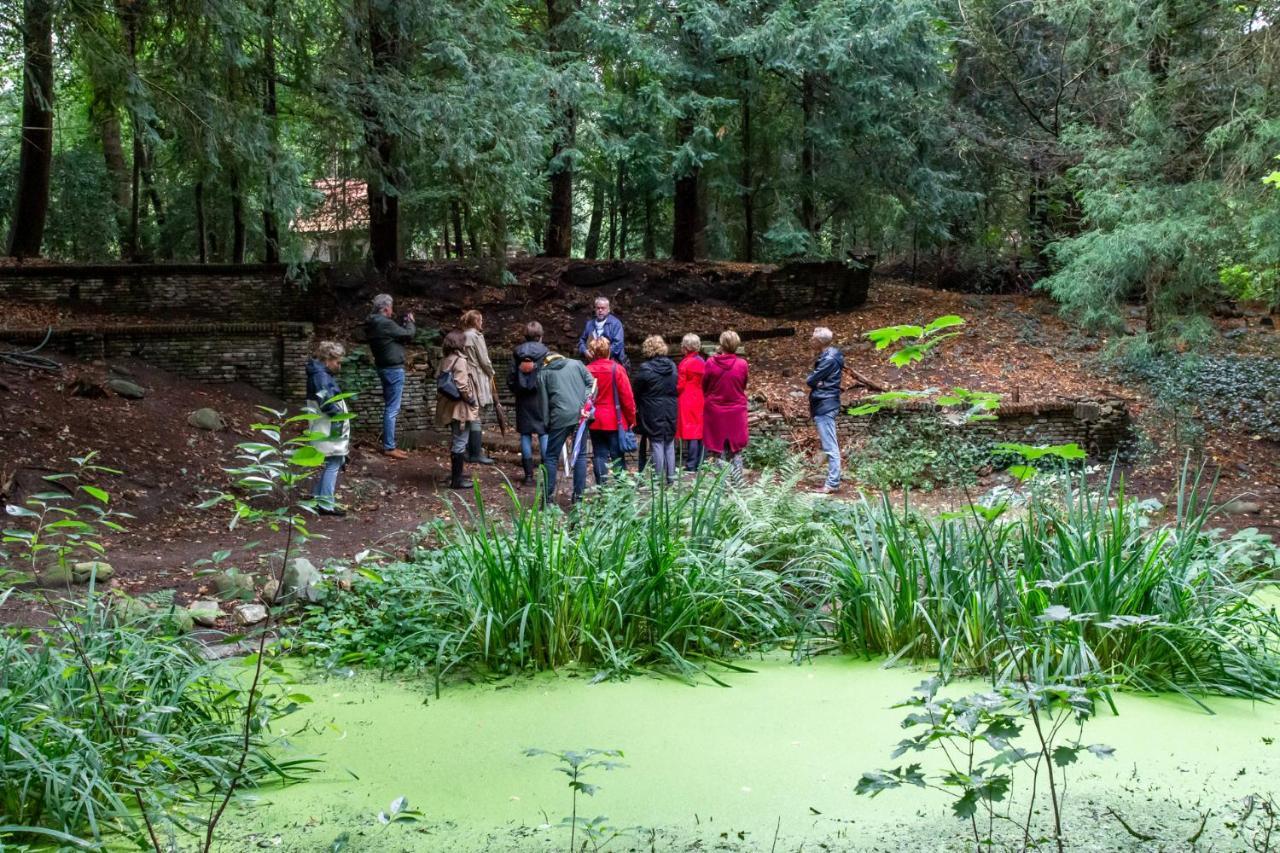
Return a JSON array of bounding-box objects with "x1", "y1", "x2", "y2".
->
[
  {"x1": 461, "y1": 309, "x2": 496, "y2": 465},
  {"x1": 437, "y1": 329, "x2": 481, "y2": 489}
]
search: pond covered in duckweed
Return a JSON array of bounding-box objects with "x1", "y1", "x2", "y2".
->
[{"x1": 223, "y1": 655, "x2": 1280, "y2": 851}]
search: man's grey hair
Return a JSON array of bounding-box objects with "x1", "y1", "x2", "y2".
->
[
  {"x1": 812, "y1": 326, "x2": 834, "y2": 344},
  {"x1": 594, "y1": 295, "x2": 611, "y2": 308},
  {"x1": 372, "y1": 293, "x2": 393, "y2": 312}
]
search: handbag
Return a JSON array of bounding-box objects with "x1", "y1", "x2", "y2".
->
[
  {"x1": 610, "y1": 363, "x2": 638, "y2": 453},
  {"x1": 436, "y1": 368, "x2": 462, "y2": 401}
]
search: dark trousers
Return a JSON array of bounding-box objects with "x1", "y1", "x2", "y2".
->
[{"x1": 543, "y1": 424, "x2": 588, "y2": 502}]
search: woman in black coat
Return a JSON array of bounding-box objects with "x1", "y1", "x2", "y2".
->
[
  {"x1": 507, "y1": 321, "x2": 550, "y2": 485},
  {"x1": 631, "y1": 335, "x2": 679, "y2": 485}
]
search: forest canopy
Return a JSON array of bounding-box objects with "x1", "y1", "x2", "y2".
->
[{"x1": 2, "y1": 0, "x2": 1279, "y2": 332}]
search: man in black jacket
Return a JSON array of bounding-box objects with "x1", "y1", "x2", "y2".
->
[
  {"x1": 365, "y1": 293, "x2": 415, "y2": 460},
  {"x1": 807, "y1": 326, "x2": 845, "y2": 493},
  {"x1": 508, "y1": 321, "x2": 550, "y2": 485}
]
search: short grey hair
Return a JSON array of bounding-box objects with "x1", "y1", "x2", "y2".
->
[
  {"x1": 594, "y1": 296, "x2": 610, "y2": 308},
  {"x1": 681, "y1": 333, "x2": 701, "y2": 352},
  {"x1": 812, "y1": 326, "x2": 834, "y2": 345},
  {"x1": 372, "y1": 293, "x2": 393, "y2": 312},
  {"x1": 315, "y1": 340, "x2": 345, "y2": 360}
]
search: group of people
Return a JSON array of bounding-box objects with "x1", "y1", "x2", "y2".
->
[{"x1": 302, "y1": 292, "x2": 847, "y2": 513}]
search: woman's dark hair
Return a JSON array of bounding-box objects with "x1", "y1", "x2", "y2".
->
[
  {"x1": 524, "y1": 321, "x2": 544, "y2": 341},
  {"x1": 442, "y1": 329, "x2": 468, "y2": 354}
]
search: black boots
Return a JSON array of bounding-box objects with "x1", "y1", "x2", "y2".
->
[
  {"x1": 521, "y1": 456, "x2": 535, "y2": 486},
  {"x1": 467, "y1": 429, "x2": 494, "y2": 465},
  {"x1": 450, "y1": 453, "x2": 472, "y2": 490}
]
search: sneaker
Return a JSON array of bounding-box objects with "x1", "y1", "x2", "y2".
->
[
  {"x1": 820, "y1": 484, "x2": 840, "y2": 495},
  {"x1": 382, "y1": 448, "x2": 409, "y2": 460},
  {"x1": 318, "y1": 506, "x2": 348, "y2": 517}
]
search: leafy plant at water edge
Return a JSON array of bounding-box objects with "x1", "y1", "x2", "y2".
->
[
  {"x1": 194, "y1": 406, "x2": 342, "y2": 851},
  {"x1": 857, "y1": 674, "x2": 1113, "y2": 849},
  {"x1": 525, "y1": 747, "x2": 627, "y2": 852}
]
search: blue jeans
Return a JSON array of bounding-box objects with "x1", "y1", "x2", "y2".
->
[
  {"x1": 814, "y1": 414, "x2": 842, "y2": 488},
  {"x1": 544, "y1": 424, "x2": 588, "y2": 503},
  {"x1": 520, "y1": 432, "x2": 549, "y2": 461},
  {"x1": 590, "y1": 429, "x2": 623, "y2": 485},
  {"x1": 378, "y1": 366, "x2": 405, "y2": 450},
  {"x1": 313, "y1": 454, "x2": 344, "y2": 507},
  {"x1": 683, "y1": 439, "x2": 704, "y2": 472}
]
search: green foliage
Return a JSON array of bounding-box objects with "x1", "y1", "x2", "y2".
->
[
  {"x1": 800, "y1": 469, "x2": 1280, "y2": 700},
  {"x1": 1, "y1": 453, "x2": 131, "y2": 585},
  {"x1": 740, "y1": 435, "x2": 793, "y2": 472},
  {"x1": 852, "y1": 416, "x2": 993, "y2": 491},
  {"x1": 0, "y1": 591, "x2": 312, "y2": 848},
  {"x1": 524, "y1": 747, "x2": 627, "y2": 851},
  {"x1": 857, "y1": 675, "x2": 1113, "y2": 843},
  {"x1": 294, "y1": 475, "x2": 801, "y2": 684}
]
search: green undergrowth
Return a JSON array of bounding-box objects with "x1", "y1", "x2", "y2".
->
[
  {"x1": 292, "y1": 468, "x2": 1280, "y2": 701},
  {"x1": 0, "y1": 590, "x2": 315, "y2": 849}
]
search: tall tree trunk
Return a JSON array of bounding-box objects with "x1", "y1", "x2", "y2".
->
[
  {"x1": 799, "y1": 71, "x2": 818, "y2": 243},
  {"x1": 607, "y1": 171, "x2": 617, "y2": 259},
  {"x1": 195, "y1": 180, "x2": 207, "y2": 263},
  {"x1": 450, "y1": 197, "x2": 464, "y2": 257},
  {"x1": 129, "y1": 134, "x2": 143, "y2": 259},
  {"x1": 643, "y1": 191, "x2": 656, "y2": 259},
  {"x1": 464, "y1": 200, "x2": 479, "y2": 256},
  {"x1": 8, "y1": 0, "x2": 54, "y2": 258},
  {"x1": 90, "y1": 81, "x2": 131, "y2": 256},
  {"x1": 140, "y1": 141, "x2": 166, "y2": 256},
  {"x1": 672, "y1": 118, "x2": 703, "y2": 262},
  {"x1": 441, "y1": 215, "x2": 451, "y2": 258},
  {"x1": 230, "y1": 171, "x2": 246, "y2": 263},
  {"x1": 584, "y1": 180, "x2": 604, "y2": 259},
  {"x1": 261, "y1": 0, "x2": 280, "y2": 263},
  {"x1": 541, "y1": 0, "x2": 577, "y2": 257},
  {"x1": 740, "y1": 83, "x2": 755, "y2": 262},
  {"x1": 363, "y1": 2, "x2": 400, "y2": 273},
  {"x1": 616, "y1": 158, "x2": 628, "y2": 259}
]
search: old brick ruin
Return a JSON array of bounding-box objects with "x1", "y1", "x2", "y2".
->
[{"x1": 0, "y1": 261, "x2": 1131, "y2": 458}]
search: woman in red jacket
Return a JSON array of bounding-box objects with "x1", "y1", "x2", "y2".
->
[
  {"x1": 676, "y1": 333, "x2": 706, "y2": 472},
  {"x1": 702, "y1": 330, "x2": 749, "y2": 482},
  {"x1": 586, "y1": 336, "x2": 636, "y2": 485}
]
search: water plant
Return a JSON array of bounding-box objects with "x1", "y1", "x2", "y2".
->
[
  {"x1": 524, "y1": 747, "x2": 627, "y2": 852},
  {"x1": 297, "y1": 475, "x2": 800, "y2": 685}
]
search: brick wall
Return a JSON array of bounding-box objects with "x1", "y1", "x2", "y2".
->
[
  {"x1": 753, "y1": 399, "x2": 1133, "y2": 460},
  {"x1": 334, "y1": 349, "x2": 432, "y2": 447},
  {"x1": 0, "y1": 323, "x2": 312, "y2": 400},
  {"x1": 0, "y1": 263, "x2": 311, "y2": 321},
  {"x1": 748, "y1": 258, "x2": 874, "y2": 316}
]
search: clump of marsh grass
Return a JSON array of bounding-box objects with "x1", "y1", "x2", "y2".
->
[
  {"x1": 0, "y1": 590, "x2": 314, "y2": 848},
  {"x1": 803, "y1": 466, "x2": 1280, "y2": 700}
]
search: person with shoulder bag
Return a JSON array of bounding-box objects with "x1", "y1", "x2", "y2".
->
[
  {"x1": 460, "y1": 310, "x2": 497, "y2": 465},
  {"x1": 306, "y1": 341, "x2": 352, "y2": 516},
  {"x1": 508, "y1": 321, "x2": 550, "y2": 486},
  {"x1": 584, "y1": 336, "x2": 636, "y2": 485},
  {"x1": 436, "y1": 329, "x2": 481, "y2": 490}
]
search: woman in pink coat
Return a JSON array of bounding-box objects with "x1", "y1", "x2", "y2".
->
[
  {"x1": 676, "y1": 333, "x2": 706, "y2": 471},
  {"x1": 702, "y1": 330, "x2": 749, "y2": 481}
]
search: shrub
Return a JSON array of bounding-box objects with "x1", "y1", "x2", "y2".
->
[
  {"x1": 851, "y1": 416, "x2": 992, "y2": 490},
  {"x1": 0, "y1": 594, "x2": 312, "y2": 848},
  {"x1": 741, "y1": 435, "x2": 794, "y2": 472}
]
